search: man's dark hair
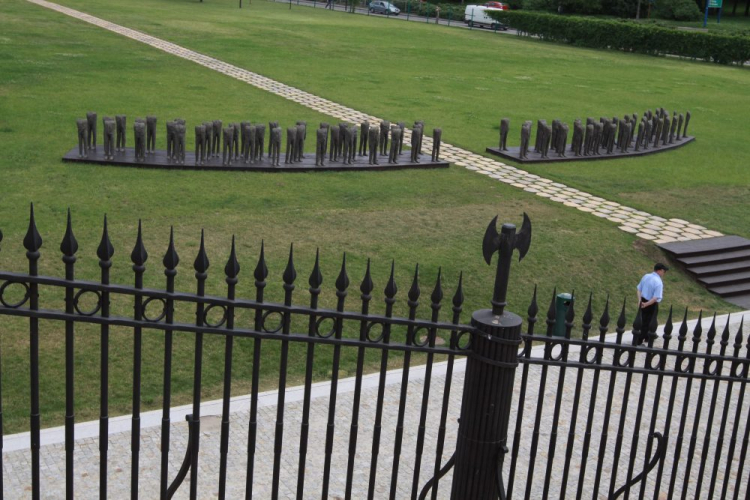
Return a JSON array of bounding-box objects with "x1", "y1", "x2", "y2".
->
[{"x1": 654, "y1": 263, "x2": 669, "y2": 272}]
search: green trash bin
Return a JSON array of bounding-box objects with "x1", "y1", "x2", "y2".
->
[{"x1": 554, "y1": 293, "x2": 574, "y2": 337}]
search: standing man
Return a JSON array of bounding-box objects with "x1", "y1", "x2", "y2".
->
[{"x1": 634, "y1": 263, "x2": 669, "y2": 345}]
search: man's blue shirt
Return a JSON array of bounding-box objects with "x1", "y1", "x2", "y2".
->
[{"x1": 637, "y1": 272, "x2": 663, "y2": 302}]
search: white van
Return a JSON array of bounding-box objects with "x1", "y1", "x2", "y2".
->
[{"x1": 464, "y1": 5, "x2": 508, "y2": 29}]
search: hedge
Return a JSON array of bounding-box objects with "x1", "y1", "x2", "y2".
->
[{"x1": 487, "y1": 11, "x2": 750, "y2": 65}]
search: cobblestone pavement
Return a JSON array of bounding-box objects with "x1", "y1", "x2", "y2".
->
[
  {"x1": 27, "y1": 0, "x2": 723, "y2": 245},
  {"x1": 3, "y1": 313, "x2": 748, "y2": 498}
]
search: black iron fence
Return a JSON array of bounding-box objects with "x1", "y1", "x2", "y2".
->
[{"x1": 0, "y1": 205, "x2": 747, "y2": 499}]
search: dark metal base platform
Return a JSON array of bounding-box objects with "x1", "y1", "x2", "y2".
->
[
  {"x1": 486, "y1": 136, "x2": 695, "y2": 164},
  {"x1": 63, "y1": 147, "x2": 449, "y2": 172}
]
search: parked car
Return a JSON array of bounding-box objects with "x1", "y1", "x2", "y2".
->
[
  {"x1": 369, "y1": 1, "x2": 400, "y2": 15},
  {"x1": 464, "y1": 5, "x2": 508, "y2": 29},
  {"x1": 483, "y1": 1, "x2": 509, "y2": 9}
]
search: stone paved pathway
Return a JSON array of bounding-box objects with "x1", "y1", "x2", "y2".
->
[{"x1": 27, "y1": 0, "x2": 724, "y2": 245}]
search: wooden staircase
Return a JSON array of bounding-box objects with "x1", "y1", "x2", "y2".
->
[{"x1": 658, "y1": 236, "x2": 750, "y2": 309}]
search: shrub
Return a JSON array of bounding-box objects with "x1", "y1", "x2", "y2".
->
[
  {"x1": 654, "y1": 0, "x2": 701, "y2": 20},
  {"x1": 488, "y1": 10, "x2": 750, "y2": 64}
]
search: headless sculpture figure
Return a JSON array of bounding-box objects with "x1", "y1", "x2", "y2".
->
[
  {"x1": 642, "y1": 119, "x2": 651, "y2": 150},
  {"x1": 676, "y1": 114, "x2": 684, "y2": 140},
  {"x1": 635, "y1": 120, "x2": 644, "y2": 152},
  {"x1": 329, "y1": 126, "x2": 341, "y2": 162},
  {"x1": 534, "y1": 120, "x2": 546, "y2": 153},
  {"x1": 583, "y1": 123, "x2": 593, "y2": 156},
  {"x1": 669, "y1": 116, "x2": 677, "y2": 144},
  {"x1": 550, "y1": 120, "x2": 561, "y2": 153},
  {"x1": 414, "y1": 121, "x2": 425, "y2": 156},
  {"x1": 269, "y1": 127, "x2": 281, "y2": 166},
  {"x1": 76, "y1": 119, "x2": 88, "y2": 157},
  {"x1": 212, "y1": 120, "x2": 222, "y2": 157},
  {"x1": 174, "y1": 123, "x2": 186, "y2": 164},
  {"x1": 285, "y1": 127, "x2": 297, "y2": 164},
  {"x1": 268, "y1": 121, "x2": 279, "y2": 156},
  {"x1": 540, "y1": 124, "x2": 552, "y2": 159},
  {"x1": 359, "y1": 121, "x2": 369, "y2": 156},
  {"x1": 397, "y1": 122, "x2": 405, "y2": 155},
  {"x1": 240, "y1": 121, "x2": 250, "y2": 160},
  {"x1": 255, "y1": 124, "x2": 265, "y2": 161},
  {"x1": 350, "y1": 127, "x2": 358, "y2": 164},
  {"x1": 500, "y1": 118, "x2": 510, "y2": 151},
  {"x1": 410, "y1": 127, "x2": 423, "y2": 163},
  {"x1": 87, "y1": 112, "x2": 97, "y2": 151},
  {"x1": 296, "y1": 123, "x2": 306, "y2": 162},
  {"x1": 389, "y1": 127, "x2": 401, "y2": 164},
  {"x1": 166, "y1": 121, "x2": 176, "y2": 160},
  {"x1": 653, "y1": 119, "x2": 664, "y2": 148},
  {"x1": 592, "y1": 122, "x2": 603, "y2": 155},
  {"x1": 146, "y1": 116, "x2": 157, "y2": 154},
  {"x1": 571, "y1": 120, "x2": 583, "y2": 157},
  {"x1": 222, "y1": 126, "x2": 234, "y2": 165},
  {"x1": 115, "y1": 115, "x2": 127, "y2": 153},
  {"x1": 379, "y1": 121, "x2": 390, "y2": 156},
  {"x1": 195, "y1": 125, "x2": 206, "y2": 165},
  {"x1": 432, "y1": 128, "x2": 442, "y2": 162},
  {"x1": 606, "y1": 122, "x2": 616, "y2": 154},
  {"x1": 337, "y1": 123, "x2": 347, "y2": 158},
  {"x1": 368, "y1": 127, "x2": 379, "y2": 165},
  {"x1": 102, "y1": 117, "x2": 115, "y2": 160},
  {"x1": 230, "y1": 123, "x2": 240, "y2": 160},
  {"x1": 620, "y1": 122, "x2": 632, "y2": 153},
  {"x1": 202, "y1": 122, "x2": 213, "y2": 161},
  {"x1": 683, "y1": 111, "x2": 691, "y2": 138},
  {"x1": 134, "y1": 122, "x2": 146, "y2": 162},
  {"x1": 315, "y1": 127, "x2": 327, "y2": 167},
  {"x1": 556, "y1": 123, "x2": 568, "y2": 157},
  {"x1": 296, "y1": 121, "x2": 307, "y2": 159},
  {"x1": 519, "y1": 121, "x2": 531, "y2": 159},
  {"x1": 244, "y1": 124, "x2": 256, "y2": 163},
  {"x1": 342, "y1": 126, "x2": 352, "y2": 165},
  {"x1": 661, "y1": 116, "x2": 671, "y2": 145},
  {"x1": 319, "y1": 123, "x2": 330, "y2": 155}
]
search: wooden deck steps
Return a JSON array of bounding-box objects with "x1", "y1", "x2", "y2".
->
[{"x1": 659, "y1": 236, "x2": 750, "y2": 308}]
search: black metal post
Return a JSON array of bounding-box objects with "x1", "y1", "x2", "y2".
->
[{"x1": 451, "y1": 217, "x2": 529, "y2": 499}]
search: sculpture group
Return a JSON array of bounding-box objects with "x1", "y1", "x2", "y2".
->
[
  {"x1": 495, "y1": 108, "x2": 692, "y2": 161},
  {"x1": 74, "y1": 113, "x2": 443, "y2": 168}
]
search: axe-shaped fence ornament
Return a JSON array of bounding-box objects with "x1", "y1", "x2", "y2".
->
[{"x1": 482, "y1": 213, "x2": 532, "y2": 316}]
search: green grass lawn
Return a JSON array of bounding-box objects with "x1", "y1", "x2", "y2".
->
[{"x1": 0, "y1": 0, "x2": 745, "y2": 433}]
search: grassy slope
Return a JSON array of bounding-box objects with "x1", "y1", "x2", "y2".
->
[
  {"x1": 0, "y1": 0, "x2": 742, "y2": 432},
  {"x1": 38, "y1": 0, "x2": 750, "y2": 237}
]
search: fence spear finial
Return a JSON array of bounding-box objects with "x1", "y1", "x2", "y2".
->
[{"x1": 482, "y1": 213, "x2": 532, "y2": 315}]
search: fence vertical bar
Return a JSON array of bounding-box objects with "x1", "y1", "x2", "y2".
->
[
  {"x1": 321, "y1": 254, "x2": 349, "y2": 499},
  {"x1": 160, "y1": 228, "x2": 179, "y2": 500},
  {"x1": 271, "y1": 244, "x2": 296, "y2": 500},
  {"x1": 638, "y1": 306, "x2": 674, "y2": 500},
  {"x1": 389, "y1": 264, "x2": 420, "y2": 500},
  {"x1": 410, "y1": 270, "x2": 442, "y2": 500},
  {"x1": 296, "y1": 249, "x2": 322, "y2": 499},
  {"x1": 367, "y1": 262, "x2": 397, "y2": 500},
  {"x1": 429, "y1": 272, "x2": 463, "y2": 500},
  {"x1": 732, "y1": 326, "x2": 750, "y2": 499},
  {"x1": 97, "y1": 217, "x2": 114, "y2": 500},
  {"x1": 591, "y1": 300, "x2": 627, "y2": 498},
  {"x1": 24, "y1": 204, "x2": 42, "y2": 500},
  {"x1": 245, "y1": 242, "x2": 268, "y2": 500},
  {"x1": 667, "y1": 312, "x2": 703, "y2": 499},
  {"x1": 506, "y1": 287, "x2": 539, "y2": 499},
  {"x1": 694, "y1": 316, "x2": 722, "y2": 497},
  {"x1": 60, "y1": 210, "x2": 78, "y2": 500},
  {"x1": 191, "y1": 230, "x2": 210, "y2": 500},
  {"x1": 451, "y1": 217, "x2": 529, "y2": 500},
  {"x1": 719, "y1": 318, "x2": 746, "y2": 500},
  {"x1": 576, "y1": 298, "x2": 610, "y2": 498},
  {"x1": 218, "y1": 237, "x2": 240, "y2": 500},
  {"x1": 344, "y1": 259, "x2": 373, "y2": 499},
  {"x1": 130, "y1": 221, "x2": 148, "y2": 500},
  {"x1": 559, "y1": 294, "x2": 593, "y2": 498}
]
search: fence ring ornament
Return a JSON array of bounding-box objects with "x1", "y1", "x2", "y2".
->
[
  {"x1": 706, "y1": 359, "x2": 719, "y2": 376},
  {"x1": 548, "y1": 342, "x2": 564, "y2": 361},
  {"x1": 649, "y1": 352, "x2": 664, "y2": 371},
  {"x1": 732, "y1": 361, "x2": 747, "y2": 379},
  {"x1": 616, "y1": 349, "x2": 632, "y2": 368},
  {"x1": 584, "y1": 345, "x2": 598, "y2": 364},
  {"x1": 73, "y1": 289, "x2": 102, "y2": 317},
  {"x1": 261, "y1": 310, "x2": 283, "y2": 334},
  {"x1": 0, "y1": 281, "x2": 30, "y2": 309},
  {"x1": 677, "y1": 356, "x2": 692, "y2": 374},
  {"x1": 203, "y1": 304, "x2": 228, "y2": 328},
  {"x1": 413, "y1": 326, "x2": 430, "y2": 347},
  {"x1": 366, "y1": 321, "x2": 385, "y2": 343},
  {"x1": 517, "y1": 341, "x2": 531, "y2": 358},
  {"x1": 456, "y1": 329, "x2": 472, "y2": 351},
  {"x1": 142, "y1": 297, "x2": 167, "y2": 323},
  {"x1": 314, "y1": 316, "x2": 336, "y2": 339}
]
